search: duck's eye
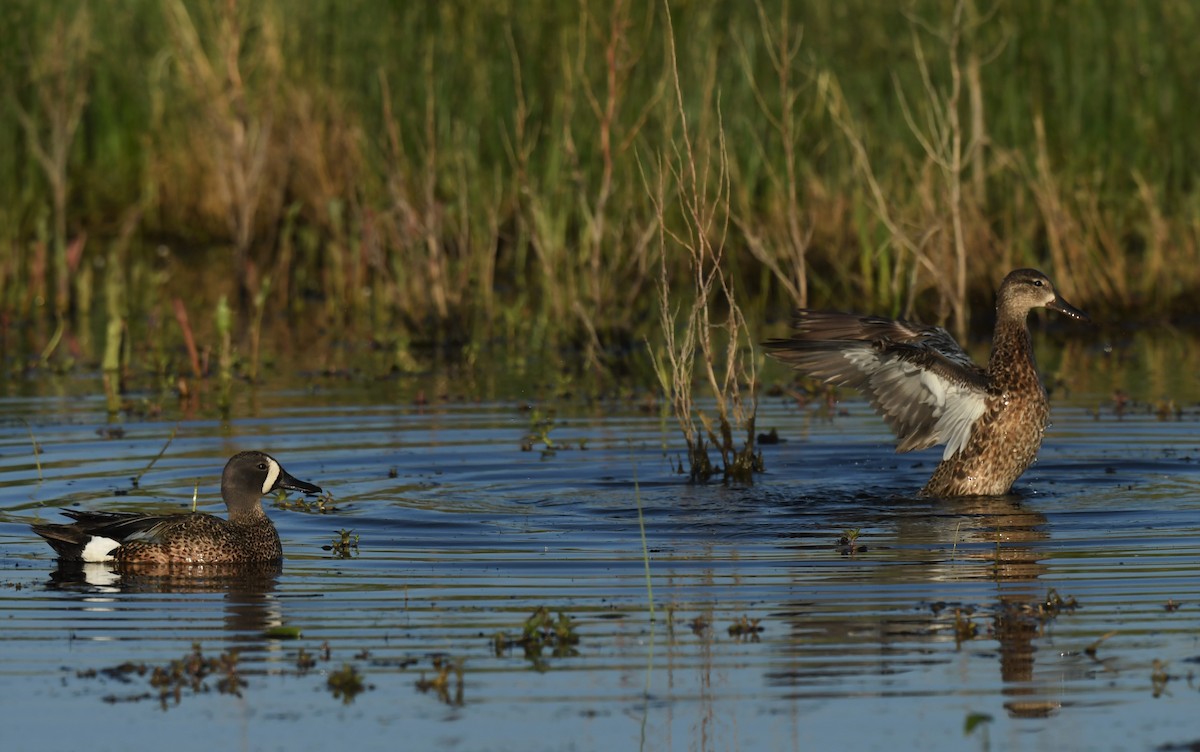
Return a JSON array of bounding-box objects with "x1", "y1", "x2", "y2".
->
[{"x1": 1032, "y1": 279, "x2": 1044, "y2": 287}]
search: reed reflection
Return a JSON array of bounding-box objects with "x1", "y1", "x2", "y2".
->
[{"x1": 771, "y1": 493, "x2": 1066, "y2": 718}]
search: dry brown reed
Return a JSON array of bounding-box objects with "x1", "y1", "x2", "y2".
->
[{"x1": 647, "y1": 2, "x2": 760, "y2": 484}]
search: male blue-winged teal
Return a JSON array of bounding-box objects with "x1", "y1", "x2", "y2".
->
[
  {"x1": 32, "y1": 451, "x2": 321, "y2": 564},
  {"x1": 765, "y1": 269, "x2": 1090, "y2": 496}
]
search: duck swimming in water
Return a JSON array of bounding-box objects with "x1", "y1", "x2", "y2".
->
[
  {"x1": 32, "y1": 451, "x2": 321, "y2": 564},
  {"x1": 764, "y1": 269, "x2": 1089, "y2": 496}
]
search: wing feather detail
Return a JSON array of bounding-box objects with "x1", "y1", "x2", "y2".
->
[{"x1": 765, "y1": 310, "x2": 989, "y2": 458}]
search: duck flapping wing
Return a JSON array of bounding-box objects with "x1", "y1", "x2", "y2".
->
[{"x1": 765, "y1": 311, "x2": 989, "y2": 459}]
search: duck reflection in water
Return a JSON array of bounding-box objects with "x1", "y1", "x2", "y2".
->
[
  {"x1": 772, "y1": 492, "x2": 1082, "y2": 719},
  {"x1": 49, "y1": 561, "x2": 286, "y2": 642}
]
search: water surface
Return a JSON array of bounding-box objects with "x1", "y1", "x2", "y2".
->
[{"x1": 1, "y1": 349, "x2": 1199, "y2": 752}]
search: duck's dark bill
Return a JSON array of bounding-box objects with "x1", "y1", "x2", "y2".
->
[
  {"x1": 280, "y1": 471, "x2": 322, "y2": 495},
  {"x1": 1048, "y1": 296, "x2": 1090, "y2": 322}
]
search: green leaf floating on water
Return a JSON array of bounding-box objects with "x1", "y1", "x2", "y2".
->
[
  {"x1": 263, "y1": 626, "x2": 303, "y2": 640},
  {"x1": 963, "y1": 712, "x2": 993, "y2": 735}
]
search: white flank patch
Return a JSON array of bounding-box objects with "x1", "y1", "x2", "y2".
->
[
  {"x1": 261, "y1": 458, "x2": 282, "y2": 494},
  {"x1": 81, "y1": 536, "x2": 121, "y2": 563}
]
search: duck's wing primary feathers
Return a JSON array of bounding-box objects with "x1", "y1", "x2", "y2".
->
[{"x1": 765, "y1": 311, "x2": 990, "y2": 459}]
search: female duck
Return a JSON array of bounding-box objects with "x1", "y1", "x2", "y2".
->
[{"x1": 765, "y1": 269, "x2": 1089, "y2": 496}]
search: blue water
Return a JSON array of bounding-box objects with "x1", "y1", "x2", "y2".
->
[{"x1": 1, "y1": 363, "x2": 1199, "y2": 752}]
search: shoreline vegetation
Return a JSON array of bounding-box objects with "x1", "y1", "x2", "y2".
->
[{"x1": 2, "y1": 1, "x2": 1195, "y2": 475}]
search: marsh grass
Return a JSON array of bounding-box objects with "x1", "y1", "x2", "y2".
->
[
  {"x1": 3, "y1": 0, "x2": 1199, "y2": 395},
  {"x1": 647, "y1": 3, "x2": 761, "y2": 484}
]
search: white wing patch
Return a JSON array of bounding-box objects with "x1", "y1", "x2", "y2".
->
[
  {"x1": 840, "y1": 348, "x2": 986, "y2": 459},
  {"x1": 81, "y1": 536, "x2": 121, "y2": 563},
  {"x1": 261, "y1": 458, "x2": 281, "y2": 494},
  {"x1": 935, "y1": 383, "x2": 987, "y2": 459}
]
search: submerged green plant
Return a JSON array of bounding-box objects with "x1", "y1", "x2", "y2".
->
[
  {"x1": 274, "y1": 489, "x2": 340, "y2": 514},
  {"x1": 79, "y1": 642, "x2": 245, "y2": 709},
  {"x1": 837, "y1": 527, "x2": 866, "y2": 555},
  {"x1": 963, "y1": 711, "x2": 993, "y2": 736},
  {"x1": 953, "y1": 608, "x2": 978, "y2": 646},
  {"x1": 327, "y1": 529, "x2": 359, "y2": 559},
  {"x1": 727, "y1": 615, "x2": 764, "y2": 639},
  {"x1": 414, "y1": 655, "x2": 465, "y2": 707},
  {"x1": 326, "y1": 663, "x2": 367, "y2": 704},
  {"x1": 493, "y1": 606, "x2": 581, "y2": 670},
  {"x1": 521, "y1": 408, "x2": 557, "y2": 456}
]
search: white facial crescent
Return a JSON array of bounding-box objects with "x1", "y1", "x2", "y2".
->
[{"x1": 261, "y1": 458, "x2": 281, "y2": 494}]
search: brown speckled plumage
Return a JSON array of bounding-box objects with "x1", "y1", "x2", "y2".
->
[
  {"x1": 765, "y1": 269, "x2": 1089, "y2": 496},
  {"x1": 112, "y1": 511, "x2": 283, "y2": 564},
  {"x1": 32, "y1": 451, "x2": 321, "y2": 564}
]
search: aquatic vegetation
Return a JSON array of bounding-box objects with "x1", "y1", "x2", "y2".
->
[
  {"x1": 493, "y1": 607, "x2": 581, "y2": 670},
  {"x1": 1084, "y1": 631, "x2": 1118, "y2": 660},
  {"x1": 953, "y1": 609, "x2": 979, "y2": 646},
  {"x1": 79, "y1": 642, "x2": 245, "y2": 710},
  {"x1": 963, "y1": 712, "x2": 993, "y2": 740},
  {"x1": 521, "y1": 408, "x2": 557, "y2": 457},
  {"x1": 727, "y1": 615, "x2": 764, "y2": 640},
  {"x1": 326, "y1": 663, "x2": 368, "y2": 704},
  {"x1": 1151, "y1": 659, "x2": 1172, "y2": 699},
  {"x1": 1036, "y1": 589, "x2": 1079, "y2": 621},
  {"x1": 273, "y1": 489, "x2": 341, "y2": 514},
  {"x1": 414, "y1": 655, "x2": 465, "y2": 707},
  {"x1": 294, "y1": 647, "x2": 317, "y2": 672},
  {"x1": 837, "y1": 528, "x2": 865, "y2": 555},
  {"x1": 290, "y1": 641, "x2": 333, "y2": 674},
  {"x1": 326, "y1": 529, "x2": 360, "y2": 559},
  {"x1": 519, "y1": 407, "x2": 590, "y2": 456}
]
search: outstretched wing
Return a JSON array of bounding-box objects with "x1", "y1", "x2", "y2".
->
[{"x1": 765, "y1": 311, "x2": 991, "y2": 459}]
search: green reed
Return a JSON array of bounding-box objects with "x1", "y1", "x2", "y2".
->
[{"x1": 2, "y1": 0, "x2": 1200, "y2": 380}]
